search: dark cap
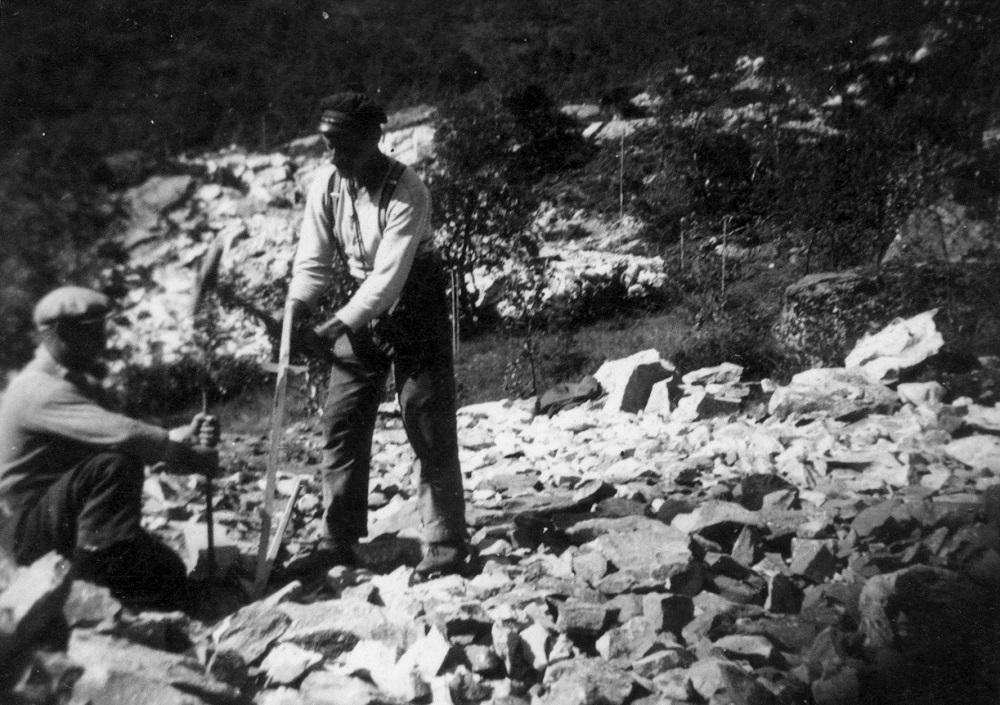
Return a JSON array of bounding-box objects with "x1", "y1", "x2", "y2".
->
[
  {"x1": 317, "y1": 91, "x2": 387, "y2": 134},
  {"x1": 33, "y1": 286, "x2": 111, "y2": 329}
]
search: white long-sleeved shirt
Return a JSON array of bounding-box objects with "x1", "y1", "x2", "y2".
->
[{"x1": 288, "y1": 162, "x2": 435, "y2": 330}]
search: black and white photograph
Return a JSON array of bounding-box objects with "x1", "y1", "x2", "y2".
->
[{"x1": 1, "y1": 2, "x2": 998, "y2": 704}]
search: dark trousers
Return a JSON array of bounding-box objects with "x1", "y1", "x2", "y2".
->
[
  {"x1": 0, "y1": 451, "x2": 186, "y2": 604},
  {"x1": 0, "y1": 451, "x2": 144, "y2": 564},
  {"x1": 321, "y1": 256, "x2": 466, "y2": 546}
]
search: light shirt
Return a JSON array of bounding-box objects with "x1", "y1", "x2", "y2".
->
[
  {"x1": 288, "y1": 162, "x2": 434, "y2": 330},
  {"x1": 0, "y1": 347, "x2": 169, "y2": 511}
]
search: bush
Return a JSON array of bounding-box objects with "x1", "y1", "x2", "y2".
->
[{"x1": 427, "y1": 87, "x2": 589, "y2": 329}]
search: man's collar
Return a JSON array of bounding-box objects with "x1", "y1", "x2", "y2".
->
[{"x1": 30, "y1": 345, "x2": 68, "y2": 378}]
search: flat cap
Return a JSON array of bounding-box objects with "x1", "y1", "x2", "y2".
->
[
  {"x1": 33, "y1": 286, "x2": 111, "y2": 328},
  {"x1": 318, "y1": 91, "x2": 387, "y2": 133}
]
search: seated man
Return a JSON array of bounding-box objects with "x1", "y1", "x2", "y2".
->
[{"x1": 0, "y1": 286, "x2": 219, "y2": 608}]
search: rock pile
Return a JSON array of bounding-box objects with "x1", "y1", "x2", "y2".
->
[{"x1": 2, "y1": 312, "x2": 999, "y2": 705}]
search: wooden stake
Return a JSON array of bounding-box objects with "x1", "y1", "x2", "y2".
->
[{"x1": 253, "y1": 301, "x2": 294, "y2": 597}]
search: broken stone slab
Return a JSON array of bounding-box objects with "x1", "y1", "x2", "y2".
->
[
  {"x1": 553, "y1": 598, "x2": 614, "y2": 638},
  {"x1": 682, "y1": 363, "x2": 745, "y2": 387},
  {"x1": 944, "y1": 435, "x2": 1000, "y2": 473},
  {"x1": 298, "y1": 669, "x2": 390, "y2": 705},
  {"x1": 69, "y1": 631, "x2": 240, "y2": 705},
  {"x1": 256, "y1": 687, "x2": 307, "y2": 705},
  {"x1": 672, "y1": 388, "x2": 745, "y2": 421},
  {"x1": 539, "y1": 657, "x2": 634, "y2": 705},
  {"x1": 583, "y1": 519, "x2": 693, "y2": 588},
  {"x1": 671, "y1": 501, "x2": 765, "y2": 536},
  {"x1": 0, "y1": 552, "x2": 71, "y2": 665},
  {"x1": 278, "y1": 597, "x2": 421, "y2": 659},
  {"x1": 343, "y1": 638, "x2": 429, "y2": 703},
  {"x1": 643, "y1": 378, "x2": 673, "y2": 416},
  {"x1": 10, "y1": 649, "x2": 84, "y2": 705},
  {"x1": 711, "y1": 634, "x2": 779, "y2": 668},
  {"x1": 491, "y1": 622, "x2": 531, "y2": 680},
  {"x1": 962, "y1": 403, "x2": 1000, "y2": 433},
  {"x1": 214, "y1": 602, "x2": 291, "y2": 666},
  {"x1": 633, "y1": 649, "x2": 693, "y2": 680},
  {"x1": 788, "y1": 539, "x2": 838, "y2": 583},
  {"x1": 519, "y1": 622, "x2": 553, "y2": 670},
  {"x1": 182, "y1": 522, "x2": 241, "y2": 581},
  {"x1": 642, "y1": 593, "x2": 695, "y2": 637},
  {"x1": 397, "y1": 626, "x2": 453, "y2": 683},
  {"x1": 595, "y1": 615, "x2": 660, "y2": 661},
  {"x1": 687, "y1": 657, "x2": 775, "y2": 704},
  {"x1": 63, "y1": 579, "x2": 121, "y2": 628},
  {"x1": 260, "y1": 642, "x2": 323, "y2": 686},
  {"x1": 593, "y1": 349, "x2": 675, "y2": 413},
  {"x1": 844, "y1": 309, "x2": 944, "y2": 384},
  {"x1": 897, "y1": 382, "x2": 946, "y2": 408},
  {"x1": 768, "y1": 368, "x2": 898, "y2": 420}
]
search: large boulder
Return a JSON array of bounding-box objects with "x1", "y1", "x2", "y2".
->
[{"x1": 773, "y1": 271, "x2": 883, "y2": 368}]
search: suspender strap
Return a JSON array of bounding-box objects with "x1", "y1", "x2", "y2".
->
[
  {"x1": 378, "y1": 159, "x2": 406, "y2": 232},
  {"x1": 324, "y1": 159, "x2": 407, "y2": 300}
]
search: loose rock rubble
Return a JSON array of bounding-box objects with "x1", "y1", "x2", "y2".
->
[{"x1": 2, "y1": 311, "x2": 999, "y2": 705}]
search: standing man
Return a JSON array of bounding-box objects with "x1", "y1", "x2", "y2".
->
[
  {"x1": 286, "y1": 91, "x2": 467, "y2": 578},
  {"x1": 0, "y1": 286, "x2": 220, "y2": 608}
]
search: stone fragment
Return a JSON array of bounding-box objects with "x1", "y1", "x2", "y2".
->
[
  {"x1": 850, "y1": 499, "x2": 904, "y2": 540},
  {"x1": 69, "y1": 631, "x2": 238, "y2": 705},
  {"x1": 643, "y1": 378, "x2": 673, "y2": 416},
  {"x1": 845, "y1": 309, "x2": 943, "y2": 384},
  {"x1": 687, "y1": 657, "x2": 774, "y2": 704},
  {"x1": 464, "y1": 644, "x2": 502, "y2": 675},
  {"x1": 0, "y1": 552, "x2": 71, "y2": 664},
  {"x1": 539, "y1": 657, "x2": 633, "y2": 705},
  {"x1": 963, "y1": 403, "x2": 1000, "y2": 433},
  {"x1": 278, "y1": 598, "x2": 420, "y2": 658},
  {"x1": 183, "y1": 522, "x2": 240, "y2": 580},
  {"x1": 945, "y1": 435, "x2": 1000, "y2": 473},
  {"x1": 215, "y1": 603, "x2": 291, "y2": 665},
  {"x1": 765, "y1": 574, "x2": 803, "y2": 614},
  {"x1": 11, "y1": 650, "x2": 83, "y2": 705},
  {"x1": 428, "y1": 601, "x2": 493, "y2": 640},
  {"x1": 682, "y1": 363, "x2": 745, "y2": 386},
  {"x1": 642, "y1": 593, "x2": 695, "y2": 637},
  {"x1": 595, "y1": 616, "x2": 658, "y2": 661},
  {"x1": 897, "y1": 382, "x2": 945, "y2": 407},
  {"x1": 671, "y1": 501, "x2": 765, "y2": 535},
  {"x1": 256, "y1": 687, "x2": 306, "y2": 705},
  {"x1": 711, "y1": 634, "x2": 778, "y2": 667},
  {"x1": 554, "y1": 599, "x2": 613, "y2": 637},
  {"x1": 633, "y1": 649, "x2": 692, "y2": 679},
  {"x1": 585, "y1": 519, "x2": 692, "y2": 587},
  {"x1": 594, "y1": 349, "x2": 675, "y2": 413},
  {"x1": 492, "y1": 623, "x2": 530, "y2": 680},
  {"x1": 651, "y1": 668, "x2": 691, "y2": 700},
  {"x1": 260, "y1": 643, "x2": 323, "y2": 685},
  {"x1": 298, "y1": 670, "x2": 387, "y2": 705},
  {"x1": 519, "y1": 623, "x2": 552, "y2": 670},
  {"x1": 788, "y1": 539, "x2": 838, "y2": 583},
  {"x1": 571, "y1": 551, "x2": 609, "y2": 584},
  {"x1": 63, "y1": 580, "x2": 121, "y2": 628},
  {"x1": 768, "y1": 368, "x2": 898, "y2": 420},
  {"x1": 399, "y1": 626, "x2": 454, "y2": 682}
]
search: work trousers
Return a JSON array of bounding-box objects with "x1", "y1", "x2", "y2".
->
[
  {"x1": 0, "y1": 451, "x2": 144, "y2": 564},
  {"x1": 321, "y1": 256, "x2": 466, "y2": 546},
  {"x1": 0, "y1": 451, "x2": 186, "y2": 604}
]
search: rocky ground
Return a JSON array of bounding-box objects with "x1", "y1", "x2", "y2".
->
[{"x1": 2, "y1": 310, "x2": 999, "y2": 705}]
